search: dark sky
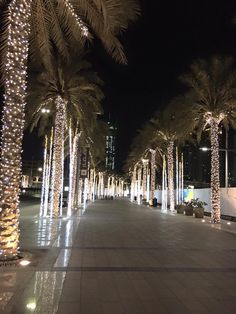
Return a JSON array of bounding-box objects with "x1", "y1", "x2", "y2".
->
[{"x1": 23, "y1": 0, "x2": 236, "y2": 172}]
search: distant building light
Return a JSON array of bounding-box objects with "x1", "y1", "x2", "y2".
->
[{"x1": 200, "y1": 147, "x2": 210, "y2": 152}]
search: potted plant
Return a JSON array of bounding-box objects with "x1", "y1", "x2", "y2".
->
[
  {"x1": 183, "y1": 201, "x2": 194, "y2": 216},
  {"x1": 175, "y1": 204, "x2": 185, "y2": 214},
  {"x1": 191, "y1": 198, "x2": 207, "y2": 218}
]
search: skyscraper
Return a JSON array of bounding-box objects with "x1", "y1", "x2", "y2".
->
[{"x1": 105, "y1": 121, "x2": 117, "y2": 171}]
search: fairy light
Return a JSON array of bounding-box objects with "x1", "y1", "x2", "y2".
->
[
  {"x1": 71, "y1": 134, "x2": 79, "y2": 206},
  {"x1": 134, "y1": 166, "x2": 138, "y2": 200},
  {"x1": 210, "y1": 118, "x2": 221, "y2": 223},
  {"x1": 92, "y1": 170, "x2": 96, "y2": 201},
  {"x1": 50, "y1": 96, "x2": 66, "y2": 217},
  {"x1": 167, "y1": 141, "x2": 175, "y2": 211},
  {"x1": 62, "y1": 0, "x2": 89, "y2": 37},
  {"x1": 142, "y1": 159, "x2": 148, "y2": 200},
  {"x1": 137, "y1": 167, "x2": 142, "y2": 204},
  {"x1": 146, "y1": 171, "x2": 150, "y2": 203},
  {"x1": 67, "y1": 129, "x2": 79, "y2": 216},
  {"x1": 0, "y1": 0, "x2": 32, "y2": 260},
  {"x1": 67, "y1": 125, "x2": 73, "y2": 216},
  {"x1": 59, "y1": 132, "x2": 64, "y2": 217},
  {"x1": 40, "y1": 136, "x2": 48, "y2": 216},
  {"x1": 131, "y1": 166, "x2": 137, "y2": 201},
  {"x1": 176, "y1": 147, "x2": 179, "y2": 205},
  {"x1": 150, "y1": 150, "x2": 156, "y2": 203},
  {"x1": 88, "y1": 168, "x2": 94, "y2": 200},
  {"x1": 44, "y1": 128, "x2": 53, "y2": 217},
  {"x1": 77, "y1": 179, "x2": 83, "y2": 206},
  {"x1": 181, "y1": 153, "x2": 184, "y2": 203},
  {"x1": 162, "y1": 155, "x2": 167, "y2": 212}
]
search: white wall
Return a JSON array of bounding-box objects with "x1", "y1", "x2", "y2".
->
[{"x1": 154, "y1": 188, "x2": 236, "y2": 217}]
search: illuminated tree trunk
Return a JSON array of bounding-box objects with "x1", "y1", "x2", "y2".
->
[
  {"x1": 50, "y1": 96, "x2": 66, "y2": 217},
  {"x1": 176, "y1": 147, "x2": 179, "y2": 205},
  {"x1": 44, "y1": 129, "x2": 53, "y2": 216},
  {"x1": 67, "y1": 129, "x2": 79, "y2": 216},
  {"x1": 167, "y1": 141, "x2": 175, "y2": 211},
  {"x1": 137, "y1": 167, "x2": 142, "y2": 204},
  {"x1": 162, "y1": 155, "x2": 167, "y2": 212},
  {"x1": 210, "y1": 119, "x2": 221, "y2": 223},
  {"x1": 142, "y1": 160, "x2": 148, "y2": 200},
  {"x1": 0, "y1": 0, "x2": 32, "y2": 260},
  {"x1": 131, "y1": 165, "x2": 137, "y2": 201},
  {"x1": 40, "y1": 136, "x2": 48, "y2": 216},
  {"x1": 74, "y1": 150, "x2": 81, "y2": 207},
  {"x1": 150, "y1": 150, "x2": 156, "y2": 203}
]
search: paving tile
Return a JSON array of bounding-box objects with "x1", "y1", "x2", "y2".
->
[
  {"x1": 102, "y1": 301, "x2": 126, "y2": 314},
  {"x1": 57, "y1": 302, "x2": 81, "y2": 314},
  {"x1": 160, "y1": 297, "x2": 190, "y2": 314},
  {"x1": 1, "y1": 198, "x2": 236, "y2": 313}
]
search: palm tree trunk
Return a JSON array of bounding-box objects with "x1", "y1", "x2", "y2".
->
[
  {"x1": 67, "y1": 126, "x2": 73, "y2": 216},
  {"x1": 45, "y1": 128, "x2": 53, "y2": 216},
  {"x1": 40, "y1": 136, "x2": 48, "y2": 216},
  {"x1": 131, "y1": 166, "x2": 137, "y2": 201},
  {"x1": 162, "y1": 155, "x2": 167, "y2": 212},
  {"x1": 50, "y1": 96, "x2": 66, "y2": 217},
  {"x1": 142, "y1": 160, "x2": 148, "y2": 200},
  {"x1": 210, "y1": 119, "x2": 221, "y2": 223},
  {"x1": 167, "y1": 141, "x2": 175, "y2": 211},
  {"x1": 0, "y1": 0, "x2": 32, "y2": 260},
  {"x1": 150, "y1": 150, "x2": 156, "y2": 203}
]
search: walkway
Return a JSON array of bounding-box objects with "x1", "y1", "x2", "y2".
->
[{"x1": 1, "y1": 199, "x2": 236, "y2": 313}]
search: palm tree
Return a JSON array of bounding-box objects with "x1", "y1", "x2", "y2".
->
[
  {"x1": 26, "y1": 57, "x2": 104, "y2": 217},
  {"x1": 150, "y1": 98, "x2": 191, "y2": 211},
  {"x1": 0, "y1": 0, "x2": 140, "y2": 260},
  {"x1": 125, "y1": 121, "x2": 162, "y2": 203},
  {"x1": 180, "y1": 56, "x2": 236, "y2": 223}
]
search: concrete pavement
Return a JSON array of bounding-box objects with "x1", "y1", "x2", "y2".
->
[{"x1": 1, "y1": 198, "x2": 236, "y2": 313}]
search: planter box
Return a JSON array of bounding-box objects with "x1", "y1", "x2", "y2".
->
[
  {"x1": 175, "y1": 204, "x2": 184, "y2": 214},
  {"x1": 194, "y1": 207, "x2": 204, "y2": 218},
  {"x1": 184, "y1": 205, "x2": 193, "y2": 216}
]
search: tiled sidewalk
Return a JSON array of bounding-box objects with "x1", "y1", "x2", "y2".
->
[{"x1": 1, "y1": 199, "x2": 236, "y2": 313}]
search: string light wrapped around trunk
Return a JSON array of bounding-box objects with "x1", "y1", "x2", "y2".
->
[
  {"x1": 210, "y1": 118, "x2": 221, "y2": 223},
  {"x1": 0, "y1": 0, "x2": 32, "y2": 260},
  {"x1": 167, "y1": 141, "x2": 175, "y2": 211},
  {"x1": 50, "y1": 96, "x2": 66, "y2": 217},
  {"x1": 40, "y1": 136, "x2": 48, "y2": 216},
  {"x1": 162, "y1": 155, "x2": 167, "y2": 212},
  {"x1": 68, "y1": 130, "x2": 79, "y2": 215},
  {"x1": 45, "y1": 128, "x2": 53, "y2": 217},
  {"x1": 142, "y1": 159, "x2": 148, "y2": 200},
  {"x1": 150, "y1": 150, "x2": 156, "y2": 204},
  {"x1": 176, "y1": 147, "x2": 179, "y2": 205}
]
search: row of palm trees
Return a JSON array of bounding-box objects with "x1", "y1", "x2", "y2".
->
[
  {"x1": 0, "y1": 0, "x2": 140, "y2": 261},
  {"x1": 126, "y1": 56, "x2": 236, "y2": 223}
]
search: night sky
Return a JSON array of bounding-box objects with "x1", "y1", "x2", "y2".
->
[{"x1": 23, "y1": 0, "x2": 236, "y2": 172}]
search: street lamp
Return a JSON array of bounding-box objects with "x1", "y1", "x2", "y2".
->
[
  {"x1": 41, "y1": 109, "x2": 50, "y2": 113},
  {"x1": 200, "y1": 147, "x2": 209, "y2": 152}
]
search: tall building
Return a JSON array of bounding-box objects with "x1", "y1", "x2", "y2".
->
[
  {"x1": 182, "y1": 128, "x2": 236, "y2": 187},
  {"x1": 105, "y1": 121, "x2": 117, "y2": 171}
]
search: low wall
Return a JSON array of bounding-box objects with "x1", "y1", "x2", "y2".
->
[{"x1": 154, "y1": 188, "x2": 236, "y2": 217}]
